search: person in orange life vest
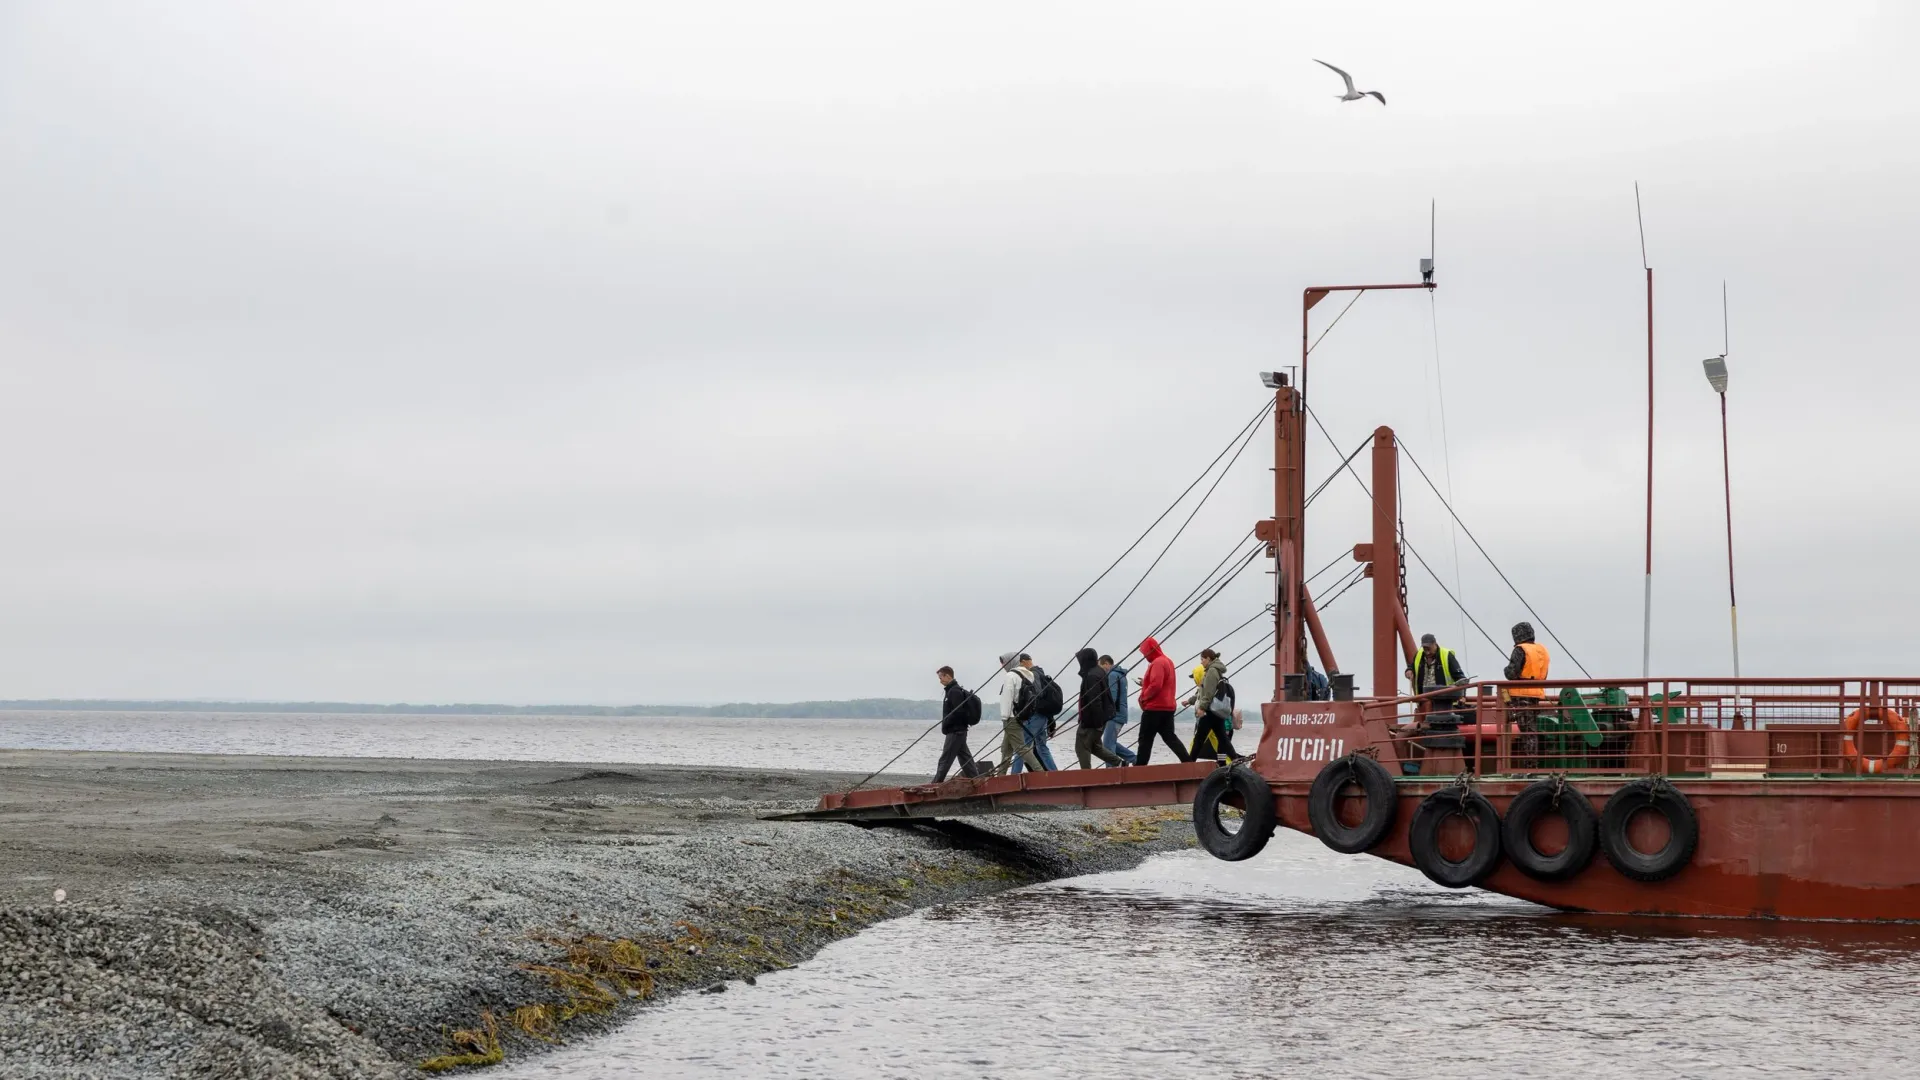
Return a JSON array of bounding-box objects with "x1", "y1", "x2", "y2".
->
[{"x1": 1503, "y1": 621, "x2": 1552, "y2": 764}]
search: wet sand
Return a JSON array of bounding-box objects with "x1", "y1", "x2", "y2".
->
[{"x1": 0, "y1": 750, "x2": 1192, "y2": 1078}]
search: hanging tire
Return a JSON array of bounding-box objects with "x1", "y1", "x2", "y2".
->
[
  {"x1": 1599, "y1": 779, "x2": 1698, "y2": 882},
  {"x1": 1409, "y1": 788, "x2": 1502, "y2": 888},
  {"x1": 1192, "y1": 765, "x2": 1278, "y2": 862},
  {"x1": 1307, "y1": 754, "x2": 1397, "y2": 854},
  {"x1": 1502, "y1": 780, "x2": 1598, "y2": 882}
]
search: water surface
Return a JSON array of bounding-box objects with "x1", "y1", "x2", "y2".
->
[{"x1": 503, "y1": 831, "x2": 1920, "y2": 1079}]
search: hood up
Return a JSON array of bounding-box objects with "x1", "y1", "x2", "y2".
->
[{"x1": 1139, "y1": 637, "x2": 1166, "y2": 662}]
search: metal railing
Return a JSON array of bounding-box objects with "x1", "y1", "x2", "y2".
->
[{"x1": 1356, "y1": 678, "x2": 1920, "y2": 779}]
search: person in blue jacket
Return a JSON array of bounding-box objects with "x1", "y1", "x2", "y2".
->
[{"x1": 1097, "y1": 655, "x2": 1138, "y2": 766}]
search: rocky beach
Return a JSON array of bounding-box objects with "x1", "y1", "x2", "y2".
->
[{"x1": 0, "y1": 750, "x2": 1192, "y2": 1078}]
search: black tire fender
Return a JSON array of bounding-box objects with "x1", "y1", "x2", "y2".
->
[
  {"x1": 1599, "y1": 779, "x2": 1698, "y2": 882},
  {"x1": 1307, "y1": 754, "x2": 1397, "y2": 854},
  {"x1": 1192, "y1": 764, "x2": 1278, "y2": 862},
  {"x1": 1409, "y1": 788, "x2": 1503, "y2": 888},
  {"x1": 1503, "y1": 779, "x2": 1598, "y2": 882}
]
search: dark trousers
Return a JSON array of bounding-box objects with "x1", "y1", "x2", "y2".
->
[
  {"x1": 934, "y1": 729, "x2": 980, "y2": 782},
  {"x1": 1191, "y1": 711, "x2": 1240, "y2": 761},
  {"x1": 1074, "y1": 725, "x2": 1122, "y2": 769},
  {"x1": 1135, "y1": 709, "x2": 1192, "y2": 766}
]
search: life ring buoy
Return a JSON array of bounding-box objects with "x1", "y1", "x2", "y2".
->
[
  {"x1": 1842, "y1": 707, "x2": 1913, "y2": 775},
  {"x1": 1192, "y1": 764, "x2": 1278, "y2": 862},
  {"x1": 1307, "y1": 754, "x2": 1397, "y2": 854},
  {"x1": 1409, "y1": 787, "x2": 1502, "y2": 888},
  {"x1": 1599, "y1": 779, "x2": 1697, "y2": 882},
  {"x1": 1502, "y1": 779, "x2": 1598, "y2": 882}
]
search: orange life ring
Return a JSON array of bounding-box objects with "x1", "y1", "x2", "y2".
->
[{"x1": 1842, "y1": 707, "x2": 1913, "y2": 775}]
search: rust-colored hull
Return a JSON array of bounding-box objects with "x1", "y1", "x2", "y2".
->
[
  {"x1": 793, "y1": 764, "x2": 1920, "y2": 922},
  {"x1": 1274, "y1": 780, "x2": 1920, "y2": 922}
]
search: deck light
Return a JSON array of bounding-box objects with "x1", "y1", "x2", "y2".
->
[
  {"x1": 1703, "y1": 355, "x2": 1728, "y2": 394},
  {"x1": 1259, "y1": 371, "x2": 1287, "y2": 389}
]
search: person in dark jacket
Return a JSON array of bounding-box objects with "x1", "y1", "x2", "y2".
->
[
  {"x1": 1073, "y1": 648, "x2": 1123, "y2": 769},
  {"x1": 933, "y1": 666, "x2": 981, "y2": 782}
]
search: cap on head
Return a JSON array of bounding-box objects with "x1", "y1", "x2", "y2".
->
[{"x1": 1420, "y1": 633, "x2": 1437, "y2": 647}]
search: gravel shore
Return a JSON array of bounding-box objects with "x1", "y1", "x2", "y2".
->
[{"x1": 0, "y1": 750, "x2": 1193, "y2": 1077}]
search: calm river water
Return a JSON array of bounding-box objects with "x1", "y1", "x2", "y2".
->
[
  {"x1": 0, "y1": 710, "x2": 941, "y2": 772},
  {"x1": 10, "y1": 710, "x2": 1915, "y2": 1078},
  {"x1": 505, "y1": 834, "x2": 1920, "y2": 1080}
]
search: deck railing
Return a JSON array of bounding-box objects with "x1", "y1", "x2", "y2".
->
[{"x1": 1355, "y1": 678, "x2": 1920, "y2": 779}]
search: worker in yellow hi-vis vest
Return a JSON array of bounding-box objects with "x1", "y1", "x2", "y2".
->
[{"x1": 1503, "y1": 621, "x2": 1551, "y2": 766}]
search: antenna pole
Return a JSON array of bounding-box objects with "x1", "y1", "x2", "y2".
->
[
  {"x1": 1720, "y1": 282, "x2": 1739, "y2": 679},
  {"x1": 1636, "y1": 184, "x2": 1653, "y2": 680}
]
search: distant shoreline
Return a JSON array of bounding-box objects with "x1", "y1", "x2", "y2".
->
[{"x1": 0, "y1": 697, "x2": 971, "y2": 720}]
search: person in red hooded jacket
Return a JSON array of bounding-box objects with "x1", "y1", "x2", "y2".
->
[{"x1": 1133, "y1": 636, "x2": 1192, "y2": 765}]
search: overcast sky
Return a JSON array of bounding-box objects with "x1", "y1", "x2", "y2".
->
[{"x1": 1, "y1": 1, "x2": 1916, "y2": 704}]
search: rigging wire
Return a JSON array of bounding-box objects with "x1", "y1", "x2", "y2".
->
[
  {"x1": 1306, "y1": 406, "x2": 1506, "y2": 659},
  {"x1": 1428, "y1": 283, "x2": 1471, "y2": 673},
  {"x1": 1147, "y1": 535, "x2": 1262, "y2": 642},
  {"x1": 1026, "y1": 541, "x2": 1269, "y2": 758},
  {"x1": 1309, "y1": 291, "x2": 1366, "y2": 355},
  {"x1": 1303, "y1": 548, "x2": 1351, "y2": 589},
  {"x1": 1303, "y1": 432, "x2": 1375, "y2": 510},
  {"x1": 1397, "y1": 441, "x2": 1592, "y2": 679},
  {"x1": 1314, "y1": 562, "x2": 1371, "y2": 613},
  {"x1": 845, "y1": 396, "x2": 1280, "y2": 790},
  {"x1": 1079, "y1": 407, "x2": 1274, "y2": 648}
]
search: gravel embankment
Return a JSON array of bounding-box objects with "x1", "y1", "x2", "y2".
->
[{"x1": 0, "y1": 751, "x2": 1194, "y2": 1077}]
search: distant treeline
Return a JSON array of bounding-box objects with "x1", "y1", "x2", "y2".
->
[{"x1": 0, "y1": 698, "x2": 993, "y2": 721}]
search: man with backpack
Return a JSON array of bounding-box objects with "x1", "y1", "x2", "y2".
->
[
  {"x1": 1012, "y1": 654, "x2": 1062, "y2": 772},
  {"x1": 1073, "y1": 648, "x2": 1124, "y2": 769},
  {"x1": 994, "y1": 651, "x2": 1045, "y2": 775},
  {"x1": 1190, "y1": 648, "x2": 1241, "y2": 762},
  {"x1": 933, "y1": 665, "x2": 982, "y2": 782}
]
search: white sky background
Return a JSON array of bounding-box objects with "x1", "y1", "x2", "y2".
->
[{"x1": 0, "y1": 1, "x2": 1916, "y2": 703}]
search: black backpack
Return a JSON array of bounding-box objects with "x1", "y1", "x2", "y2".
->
[
  {"x1": 1031, "y1": 667, "x2": 1064, "y2": 717},
  {"x1": 962, "y1": 691, "x2": 983, "y2": 726},
  {"x1": 1209, "y1": 677, "x2": 1237, "y2": 717}
]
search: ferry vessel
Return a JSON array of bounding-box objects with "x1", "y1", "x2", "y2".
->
[{"x1": 795, "y1": 273, "x2": 1920, "y2": 923}]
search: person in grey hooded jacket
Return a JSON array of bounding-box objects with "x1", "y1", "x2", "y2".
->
[{"x1": 1189, "y1": 649, "x2": 1241, "y2": 761}]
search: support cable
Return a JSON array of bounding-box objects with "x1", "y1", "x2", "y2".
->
[
  {"x1": 1398, "y1": 441, "x2": 1592, "y2": 678},
  {"x1": 1306, "y1": 407, "x2": 1506, "y2": 659},
  {"x1": 846, "y1": 397, "x2": 1279, "y2": 789},
  {"x1": 1303, "y1": 548, "x2": 1350, "y2": 589},
  {"x1": 1427, "y1": 288, "x2": 1471, "y2": 672},
  {"x1": 1080, "y1": 407, "x2": 1272, "y2": 648}
]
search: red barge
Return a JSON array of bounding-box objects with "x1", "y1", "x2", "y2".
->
[{"x1": 797, "y1": 275, "x2": 1920, "y2": 923}]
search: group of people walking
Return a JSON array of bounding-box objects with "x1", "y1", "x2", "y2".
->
[
  {"x1": 936, "y1": 620, "x2": 1558, "y2": 783},
  {"x1": 932, "y1": 635, "x2": 1242, "y2": 782}
]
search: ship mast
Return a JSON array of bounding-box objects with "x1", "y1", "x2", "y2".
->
[{"x1": 1269, "y1": 275, "x2": 1436, "y2": 701}]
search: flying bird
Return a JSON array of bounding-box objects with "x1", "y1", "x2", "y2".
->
[{"x1": 1314, "y1": 59, "x2": 1385, "y2": 105}]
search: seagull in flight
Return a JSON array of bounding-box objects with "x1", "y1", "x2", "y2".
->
[{"x1": 1314, "y1": 59, "x2": 1385, "y2": 105}]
